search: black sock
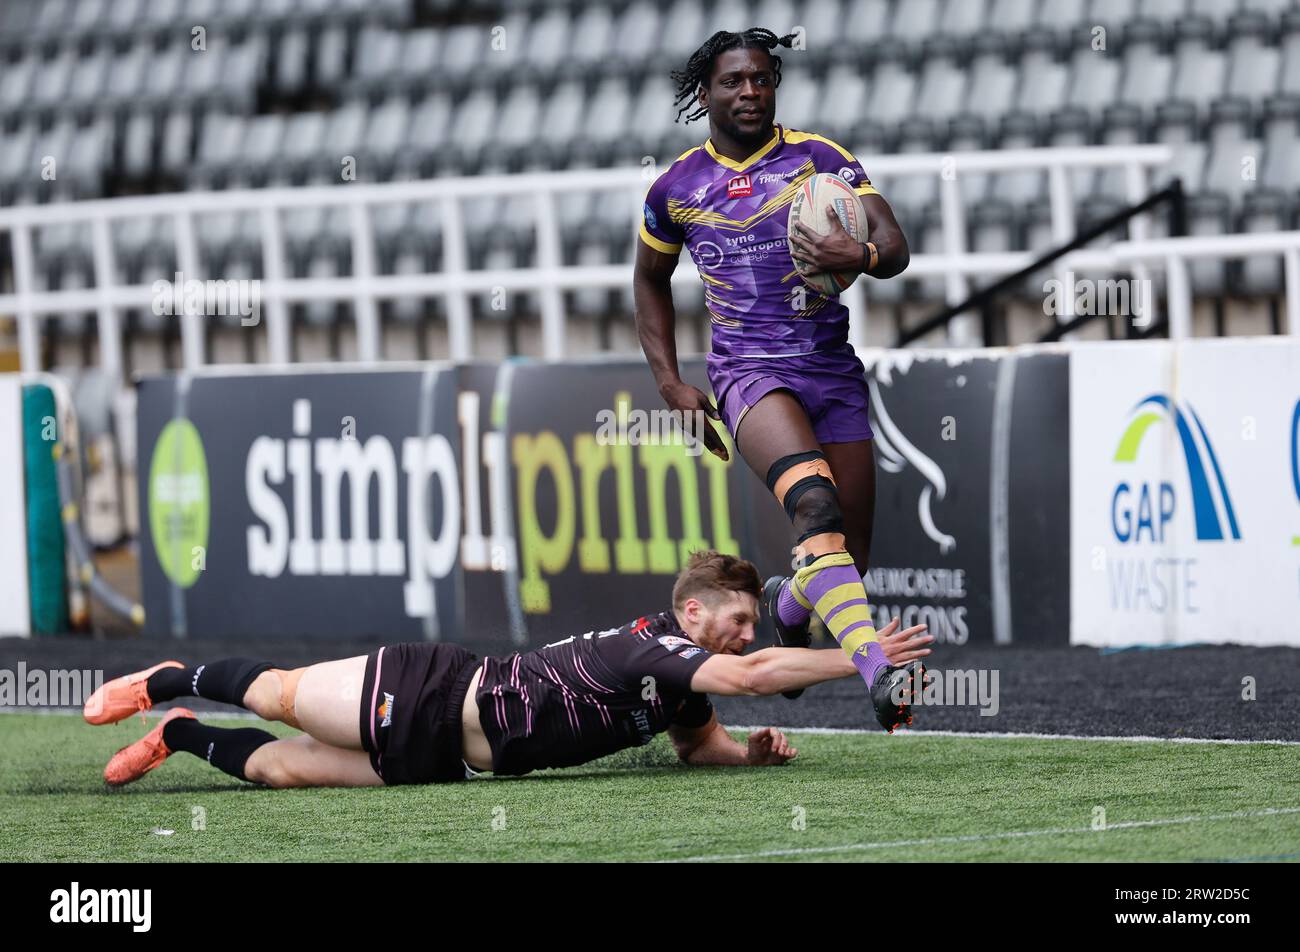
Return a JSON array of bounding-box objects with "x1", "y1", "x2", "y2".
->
[
  {"x1": 162, "y1": 718, "x2": 277, "y2": 783},
  {"x1": 147, "y1": 658, "x2": 274, "y2": 708}
]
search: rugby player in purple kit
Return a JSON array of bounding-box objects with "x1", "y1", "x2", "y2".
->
[{"x1": 633, "y1": 28, "x2": 918, "y2": 725}]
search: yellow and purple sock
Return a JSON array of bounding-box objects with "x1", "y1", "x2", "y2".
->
[{"x1": 791, "y1": 551, "x2": 888, "y2": 686}]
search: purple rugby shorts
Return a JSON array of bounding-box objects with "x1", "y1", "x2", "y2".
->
[{"x1": 706, "y1": 343, "x2": 874, "y2": 444}]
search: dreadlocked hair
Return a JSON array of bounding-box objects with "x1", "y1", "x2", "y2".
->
[{"x1": 670, "y1": 27, "x2": 798, "y2": 124}]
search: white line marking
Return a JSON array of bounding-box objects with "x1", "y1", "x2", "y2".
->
[
  {"x1": 656, "y1": 806, "x2": 1300, "y2": 863},
  {"x1": 6, "y1": 711, "x2": 1299, "y2": 745},
  {"x1": 723, "y1": 725, "x2": 1300, "y2": 746}
]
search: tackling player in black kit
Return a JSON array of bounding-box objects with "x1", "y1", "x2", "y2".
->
[{"x1": 84, "y1": 552, "x2": 932, "y2": 789}]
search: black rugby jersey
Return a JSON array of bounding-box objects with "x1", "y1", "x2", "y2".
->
[{"x1": 475, "y1": 610, "x2": 716, "y2": 776}]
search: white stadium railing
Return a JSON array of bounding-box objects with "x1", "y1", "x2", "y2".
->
[{"x1": 2, "y1": 144, "x2": 1298, "y2": 390}]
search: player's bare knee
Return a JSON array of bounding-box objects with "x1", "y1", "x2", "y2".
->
[
  {"x1": 246, "y1": 743, "x2": 303, "y2": 789},
  {"x1": 241, "y1": 671, "x2": 282, "y2": 721},
  {"x1": 243, "y1": 743, "x2": 280, "y2": 786}
]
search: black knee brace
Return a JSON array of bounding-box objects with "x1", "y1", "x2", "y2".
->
[{"x1": 766, "y1": 451, "x2": 844, "y2": 539}]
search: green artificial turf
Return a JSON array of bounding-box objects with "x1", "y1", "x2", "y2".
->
[{"x1": 2, "y1": 713, "x2": 1298, "y2": 862}]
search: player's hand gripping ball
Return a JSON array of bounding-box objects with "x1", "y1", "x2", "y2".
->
[{"x1": 787, "y1": 172, "x2": 869, "y2": 296}]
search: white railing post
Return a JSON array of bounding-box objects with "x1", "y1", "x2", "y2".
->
[
  {"x1": 259, "y1": 205, "x2": 292, "y2": 365},
  {"x1": 90, "y1": 217, "x2": 123, "y2": 387},
  {"x1": 12, "y1": 224, "x2": 39, "y2": 373},
  {"x1": 1123, "y1": 161, "x2": 1154, "y2": 304},
  {"x1": 1166, "y1": 254, "x2": 1192, "y2": 339},
  {"x1": 442, "y1": 196, "x2": 472, "y2": 362},
  {"x1": 1048, "y1": 165, "x2": 1076, "y2": 325},
  {"x1": 842, "y1": 280, "x2": 868, "y2": 350},
  {"x1": 173, "y1": 211, "x2": 205, "y2": 370},
  {"x1": 535, "y1": 189, "x2": 566, "y2": 360},
  {"x1": 1285, "y1": 248, "x2": 1300, "y2": 337},
  {"x1": 939, "y1": 165, "x2": 975, "y2": 345},
  {"x1": 349, "y1": 203, "x2": 380, "y2": 362}
]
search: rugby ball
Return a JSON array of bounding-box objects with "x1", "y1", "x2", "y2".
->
[{"x1": 787, "y1": 172, "x2": 868, "y2": 296}]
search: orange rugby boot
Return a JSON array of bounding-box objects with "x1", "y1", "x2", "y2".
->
[
  {"x1": 103, "y1": 707, "x2": 197, "y2": 787},
  {"x1": 84, "y1": 660, "x2": 184, "y2": 725}
]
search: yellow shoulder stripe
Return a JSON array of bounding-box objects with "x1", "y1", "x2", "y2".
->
[{"x1": 638, "y1": 223, "x2": 682, "y2": 255}]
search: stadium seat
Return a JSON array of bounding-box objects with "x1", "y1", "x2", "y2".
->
[
  {"x1": 1279, "y1": 24, "x2": 1300, "y2": 95},
  {"x1": 612, "y1": 3, "x2": 660, "y2": 68},
  {"x1": 914, "y1": 49, "x2": 967, "y2": 125},
  {"x1": 448, "y1": 88, "x2": 500, "y2": 172},
  {"x1": 937, "y1": 0, "x2": 991, "y2": 38},
  {"x1": 862, "y1": 62, "x2": 917, "y2": 149},
  {"x1": 988, "y1": 0, "x2": 1040, "y2": 35},
  {"x1": 353, "y1": 28, "x2": 403, "y2": 96},
  {"x1": 524, "y1": 8, "x2": 570, "y2": 75},
  {"x1": 362, "y1": 96, "x2": 411, "y2": 180},
  {"x1": 660, "y1": 0, "x2": 708, "y2": 63},
  {"x1": 139, "y1": 45, "x2": 187, "y2": 111},
  {"x1": 481, "y1": 13, "x2": 530, "y2": 81},
  {"x1": 104, "y1": 43, "x2": 147, "y2": 109},
  {"x1": 1090, "y1": 0, "x2": 1142, "y2": 29},
  {"x1": 629, "y1": 75, "x2": 679, "y2": 164},
  {"x1": 967, "y1": 44, "x2": 1019, "y2": 124},
  {"x1": 844, "y1": 0, "x2": 894, "y2": 53},
  {"x1": 1187, "y1": 0, "x2": 1237, "y2": 18},
  {"x1": 775, "y1": 69, "x2": 821, "y2": 133},
  {"x1": 396, "y1": 93, "x2": 452, "y2": 179},
  {"x1": 1064, "y1": 49, "x2": 1121, "y2": 130},
  {"x1": 583, "y1": 78, "x2": 635, "y2": 166},
  {"x1": 892, "y1": 0, "x2": 942, "y2": 46},
  {"x1": 273, "y1": 29, "x2": 311, "y2": 98},
  {"x1": 569, "y1": 5, "x2": 615, "y2": 74},
  {"x1": 818, "y1": 65, "x2": 869, "y2": 143},
  {"x1": 1241, "y1": 0, "x2": 1296, "y2": 14},
  {"x1": 316, "y1": 26, "x2": 349, "y2": 91},
  {"x1": 30, "y1": 48, "x2": 76, "y2": 110},
  {"x1": 396, "y1": 30, "x2": 440, "y2": 96},
  {"x1": 535, "y1": 81, "x2": 586, "y2": 170},
  {"x1": 64, "y1": 47, "x2": 109, "y2": 114},
  {"x1": 1171, "y1": 46, "x2": 1230, "y2": 118},
  {"x1": 1016, "y1": 37, "x2": 1069, "y2": 119}
]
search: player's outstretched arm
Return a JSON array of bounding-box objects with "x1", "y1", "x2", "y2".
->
[
  {"x1": 632, "y1": 239, "x2": 729, "y2": 461},
  {"x1": 668, "y1": 712, "x2": 796, "y2": 767},
  {"x1": 689, "y1": 619, "x2": 931, "y2": 697}
]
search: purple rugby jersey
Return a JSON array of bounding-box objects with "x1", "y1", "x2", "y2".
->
[{"x1": 639, "y1": 123, "x2": 881, "y2": 358}]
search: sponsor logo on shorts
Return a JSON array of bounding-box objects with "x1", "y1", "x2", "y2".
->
[
  {"x1": 379, "y1": 692, "x2": 394, "y2": 728},
  {"x1": 657, "y1": 635, "x2": 692, "y2": 653},
  {"x1": 727, "y1": 174, "x2": 753, "y2": 198}
]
